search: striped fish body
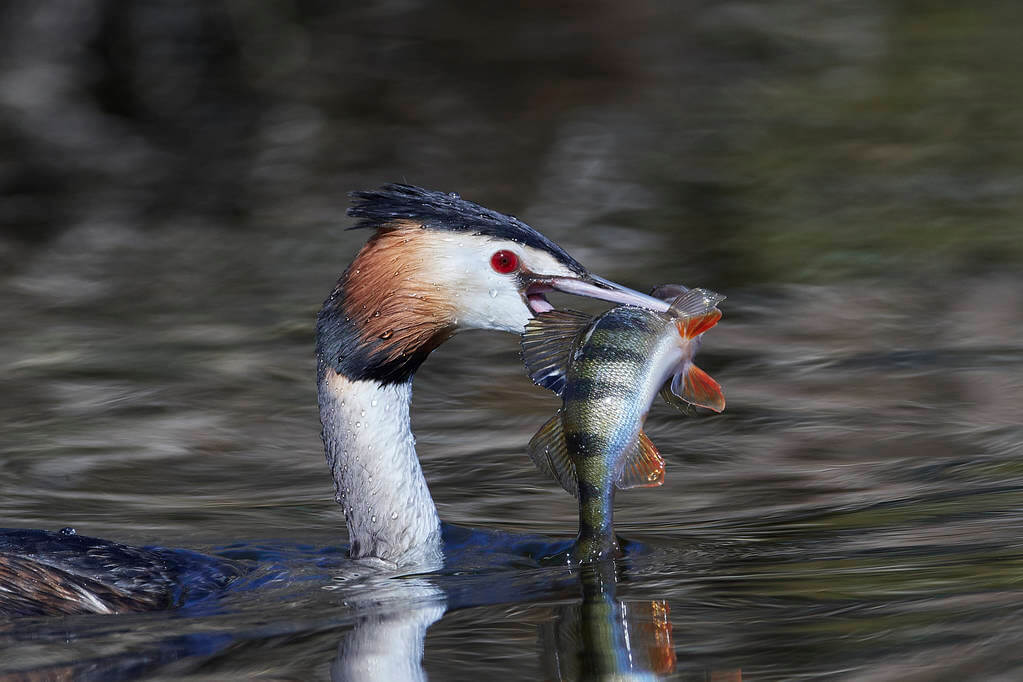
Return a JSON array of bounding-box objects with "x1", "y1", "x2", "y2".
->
[
  {"x1": 563, "y1": 307, "x2": 683, "y2": 560},
  {"x1": 522, "y1": 287, "x2": 725, "y2": 564}
]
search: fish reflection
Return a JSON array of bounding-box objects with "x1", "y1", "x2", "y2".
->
[{"x1": 540, "y1": 561, "x2": 676, "y2": 681}]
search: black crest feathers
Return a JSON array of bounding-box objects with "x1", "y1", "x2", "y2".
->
[{"x1": 347, "y1": 184, "x2": 586, "y2": 275}]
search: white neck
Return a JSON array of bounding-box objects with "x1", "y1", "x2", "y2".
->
[{"x1": 318, "y1": 370, "x2": 443, "y2": 567}]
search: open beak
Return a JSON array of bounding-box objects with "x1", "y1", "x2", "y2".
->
[{"x1": 525, "y1": 273, "x2": 670, "y2": 315}]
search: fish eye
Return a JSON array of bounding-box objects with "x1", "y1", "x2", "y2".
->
[{"x1": 490, "y1": 250, "x2": 519, "y2": 274}]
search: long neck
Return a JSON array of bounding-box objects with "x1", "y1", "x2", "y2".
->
[
  {"x1": 317, "y1": 367, "x2": 442, "y2": 567},
  {"x1": 316, "y1": 236, "x2": 455, "y2": 568}
]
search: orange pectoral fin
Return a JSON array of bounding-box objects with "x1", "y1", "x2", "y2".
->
[
  {"x1": 683, "y1": 364, "x2": 726, "y2": 413},
  {"x1": 676, "y1": 308, "x2": 722, "y2": 339}
]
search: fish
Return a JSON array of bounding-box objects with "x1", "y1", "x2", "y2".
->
[{"x1": 521, "y1": 285, "x2": 725, "y2": 563}]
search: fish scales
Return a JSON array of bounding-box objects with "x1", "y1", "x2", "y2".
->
[
  {"x1": 564, "y1": 309, "x2": 668, "y2": 465},
  {"x1": 565, "y1": 308, "x2": 678, "y2": 555},
  {"x1": 521, "y1": 287, "x2": 726, "y2": 564}
]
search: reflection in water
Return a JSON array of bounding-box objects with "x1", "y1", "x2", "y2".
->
[
  {"x1": 541, "y1": 562, "x2": 676, "y2": 681},
  {"x1": 330, "y1": 576, "x2": 446, "y2": 682},
  {"x1": 326, "y1": 556, "x2": 691, "y2": 682},
  {"x1": 321, "y1": 531, "x2": 679, "y2": 682},
  {"x1": 312, "y1": 541, "x2": 738, "y2": 682},
  {"x1": 320, "y1": 533, "x2": 733, "y2": 681}
]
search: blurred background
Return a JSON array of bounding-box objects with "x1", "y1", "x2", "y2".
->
[{"x1": 2, "y1": 1, "x2": 1023, "y2": 679}]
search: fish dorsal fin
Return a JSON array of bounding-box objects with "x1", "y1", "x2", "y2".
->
[
  {"x1": 616, "y1": 430, "x2": 665, "y2": 490},
  {"x1": 650, "y1": 283, "x2": 690, "y2": 301},
  {"x1": 670, "y1": 287, "x2": 725, "y2": 338},
  {"x1": 658, "y1": 379, "x2": 692, "y2": 414},
  {"x1": 671, "y1": 364, "x2": 726, "y2": 413},
  {"x1": 527, "y1": 412, "x2": 578, "y2": 496},
  {"x1": 521, "y1": 309, "x2": 592, "y2": 396},
  {"x1": 669, "y1": 287, "x2": 725, "y2": 318}
]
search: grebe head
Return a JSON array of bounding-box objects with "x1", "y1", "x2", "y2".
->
[{"x1": 318, "y1": 183, "x2": 666, "y2": 385}]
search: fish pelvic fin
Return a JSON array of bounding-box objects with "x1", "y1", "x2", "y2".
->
[
  {"x1": 616, "y1": 430, "x2": 666, "y2": 490},
  {"x1": 528, "y1": 411, "x2": 578, "y2": 496},
  {"x1": 671, "y1": 363, "x2": 725, "y2": 413},
  {"x1": 658, "y1": 380, "x2": 693, "y2": 414},
  {"x1": 521, "y1": 309, "x2": 592, "y2": 396},
  {"x1": 669, "y1": 287, "x2": 725, "y2": 339}
]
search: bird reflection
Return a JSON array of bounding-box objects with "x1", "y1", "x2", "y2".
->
[{"x1": 330, "y1": 576, "x2": 446, "y2": 682}]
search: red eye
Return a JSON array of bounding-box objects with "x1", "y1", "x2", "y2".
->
[{"x1": 490, "y1": 250, "x2": 519, "y2": 274}]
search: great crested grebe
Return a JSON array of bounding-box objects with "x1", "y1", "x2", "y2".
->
[
  {"x1": 316, "y1": 184, "x2": 668, "y2": 568},
  {"x1": 0, "y1": 184, "x2": 666, "y2": 617}
]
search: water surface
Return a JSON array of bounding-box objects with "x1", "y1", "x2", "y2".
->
[{"x1": 2, "y1": 1, "x2": 1023, "y2": 679}]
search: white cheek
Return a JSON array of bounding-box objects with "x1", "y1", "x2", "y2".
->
[
  {"x1": 452, "y1": 266, "x2": 531, "y2": 333},
  {"x1": 422, "y1": 239, "x2": 570, "y2": 334}
]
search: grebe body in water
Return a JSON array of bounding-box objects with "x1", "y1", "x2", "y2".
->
[
  {"x1": 0, "y1": 529, "x2": 240, "y2": 617},
  {"x1": 0, "y1": 184, "x2": 666, "y2": 616}
]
